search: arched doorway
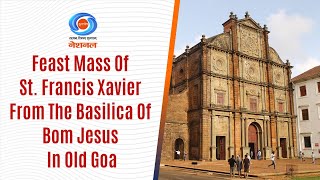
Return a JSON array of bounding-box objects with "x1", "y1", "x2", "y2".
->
[
  {"x1": 174, "y1": 138, "x2": 184, "y2": 160},
  {"x1": 248, "y1": 122, "x2": 262, "y2": 159}
]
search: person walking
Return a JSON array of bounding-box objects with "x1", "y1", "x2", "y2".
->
[
  {"x1": 311, "y1": 151, "x2": 316, "y2": 164},
  {"x1": 246, "y1": 153, "x2": 251, "y2": 172},
  {"x1": 183, "y1": 152, "x2": 187, "y2": 161},
  {"x1": 236, "y1": 155, "x2": 243, "y2": 178},
  {"x1": 257, "y1": 150, "x2": 261, "y2": 160},
  {"x1": 268, "y1": 151, "x2": 276, "y2": 169},
  {"x1": 228, "y1": 155, "x2": 236, "y2": 178},
  {"x1": 243, "y1": 154, "x2": 250, "y2": 179},
  {"x1": 299, "y1": 151, "x2": 302, "y2": 160}
]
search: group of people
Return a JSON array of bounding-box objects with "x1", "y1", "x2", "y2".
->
[
  {"x1": 176, "y1": 149, "x2": 317, "y2": 178},
  {"x1": 299, "y1": 151, "x2": 316, "y2": 164},
  {"x1": 228, "y1": 151, "x2": 277, "y2": 179},
  {"x1": 228, "y1": 154, "x2": 251, "y2": 179}
]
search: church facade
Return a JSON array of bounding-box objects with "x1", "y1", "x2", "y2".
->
[{"x1": 161, "y1": 12, "x2": 297, "y2": 161}]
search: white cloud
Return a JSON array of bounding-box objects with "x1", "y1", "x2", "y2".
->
[
  {"x1": 267, "y1": 10, "x2": 319, "y2": 76},
  {"x1": 293, "y1": 57, "x2": 320, "y2": 77}
]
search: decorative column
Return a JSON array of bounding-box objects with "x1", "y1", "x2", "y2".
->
[
  {"x1": 288, "y1": 120, "x2": 293, "y2": 158},
  {"x1": 241, "y1": 116, "x2": 245, "y2": 157},
  {"x1": 242, "y1": 117, "x2": 250, "y2": 156},
  {"x1": 265, "y1": 118, "x2": 272, "y2": 159},
  {"x1": 211, "y1": 114, "x2": 216, "y2": 160},
  {"x1": 276, "y1": 114, "x2": 282, "y2": 159},
  {"x1": 229, "y1": 113, "x2": 235, "y2": 158},
  {"x1": 201, "y1": 110, "x2": 211, "y2": 161},
  {"x1": 245, "y1": 118, "x2": 249, "y2": 146},
  {"x1": 262, "y1": 118, "x2": 266, "y2": 159},
  {"x1": 261, "y1": 119, "x2": 266, "y2": 159}
]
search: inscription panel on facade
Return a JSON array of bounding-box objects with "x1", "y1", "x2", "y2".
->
[
  {"x1": 278, "y1": 120, "x2": 289, "y2": 137},
  {"x1": 213, "y1": 116, "x2": 229, "y2": 135}
]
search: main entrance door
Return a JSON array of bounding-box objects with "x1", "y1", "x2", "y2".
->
[
  {"x1": 280, "y1": 138, "x2": 287, "y2": 158},
  {"x1": 216, "y1": 136, "x2": 226, "y2": 160},
  {"x1": 248, "y1": 122, "x2": 262, "y2": 159},
  {"x1": 249, "y1": 143, "x2": 255, "y2": 159}
]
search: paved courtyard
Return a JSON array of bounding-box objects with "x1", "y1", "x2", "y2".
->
[
  {"x1": 159, "y1": 166, "x2": 255, "y2": 180},
  {"x1": 161, "y1": 158, "x2": 320, "y2": 178}
]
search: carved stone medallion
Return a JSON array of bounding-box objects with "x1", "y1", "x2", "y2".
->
[
  {"x1": 212, "y1": 55, "x2": 226, "y2": 74},
  {"x1": 244, "y1": 60, "x2": 257, "y2": 81}
]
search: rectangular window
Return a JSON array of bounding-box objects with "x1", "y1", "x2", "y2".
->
[
  {"x1": 318, "y1": 82, "x2": 320, "y2": 93},
  {"x1": 300, "y1": 85, "x2": 307, "y2": 97},
  {"x1": 250, "y1": 98, "x2": 257, "y2": 112},
  {"x1": 217, "y1": 93, "x2": 224, "y2": 105},
  {"x1": 278, "y1": 102, "x2": 284, "y2": 113},
  {"x1": 304, "y1": 136, "x2": 311, "y2": 148},
  {"x1": 302, "y1": 109, "x2": 309, "y2": 120}
]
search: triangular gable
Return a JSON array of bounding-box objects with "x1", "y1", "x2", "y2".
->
[{"x1": 238, "y1": 18, "x2": 262, "y2": 29}]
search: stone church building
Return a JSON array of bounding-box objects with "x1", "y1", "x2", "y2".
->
[{"x1": 161, "y1": 12, "x2": 297, "y2": 161}]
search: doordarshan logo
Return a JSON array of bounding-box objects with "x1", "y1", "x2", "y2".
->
[{"x1": 69, "y1": 13, "x2": 97, "y2": 36}]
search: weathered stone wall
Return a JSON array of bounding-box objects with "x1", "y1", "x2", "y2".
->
[{"x1": 161, "y1": 89, "x2": 189, "y2": 161}]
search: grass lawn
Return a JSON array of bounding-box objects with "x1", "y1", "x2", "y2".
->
[{"x1": 294, "y1": 176, "x2": 320, "y2": 180}]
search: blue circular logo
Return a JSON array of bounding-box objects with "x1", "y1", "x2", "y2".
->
[{"x1": 69, "y1": 13, "x2": 97, "y2": 36}]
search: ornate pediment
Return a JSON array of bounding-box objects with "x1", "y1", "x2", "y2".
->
[
  {"x1": 269, "y1": 47, "x2": 284, "y2": 64},
  {"x1": 214, "y1": 79, "x2": 227, "y2": 92},
  {"x1": 238, "y1": 12, "x2": 262, "y2": 30},
  {"x1": 275, "y1": 90, "x2": 286, "y2": 101},
  {"x1": 246, "y1": 88, "x2": 260, "y2": 97},
  {"x1": 208, "y1": 33, "x2": 231, "y2": 50},
  {"x1": 239, "y1": 19, "x2": 262, "y2": 30}
]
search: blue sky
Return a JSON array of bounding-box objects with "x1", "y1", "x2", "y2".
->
[{"x1": 175, "y1": 0, "x2": 320, "y2": 77}]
